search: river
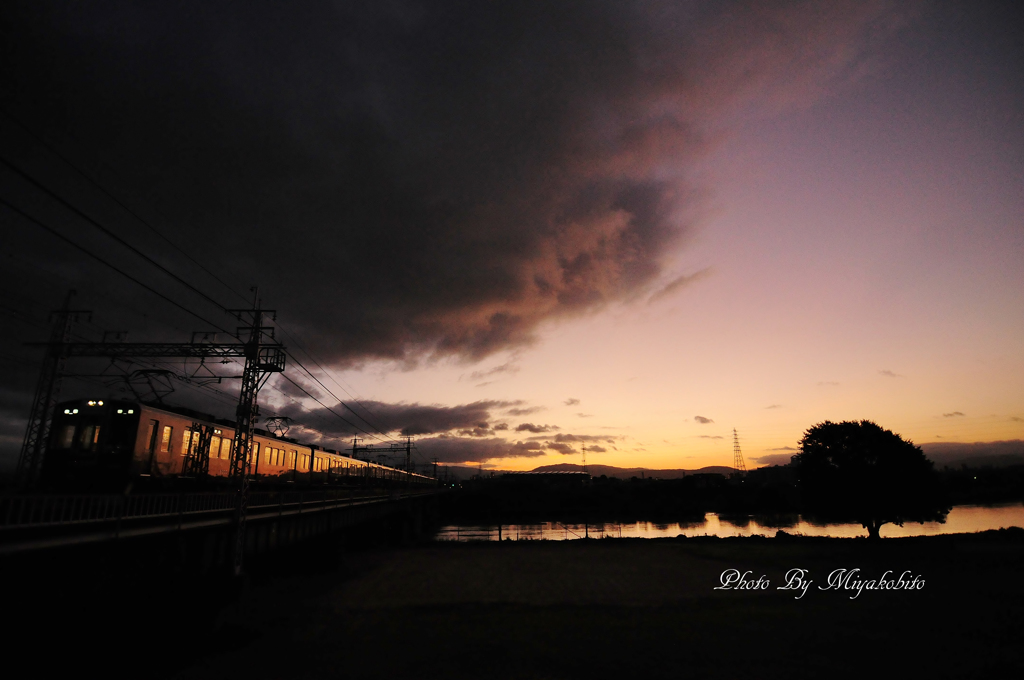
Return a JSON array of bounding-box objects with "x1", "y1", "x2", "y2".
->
[{"x1": 434, "y1": 502, "x2": 1024, "y2": 541}]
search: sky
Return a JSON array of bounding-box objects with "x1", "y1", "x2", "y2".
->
[{"x1": 0, "y1": 1, "x2": 1021, "y2": 473}]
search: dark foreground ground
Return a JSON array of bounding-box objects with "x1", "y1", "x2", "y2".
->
[
  {"x1": 175, "y1": 531, "x2": 1023, "y2": 679},
  {"x1": 7, "y1": 529, "x2": 1023, "y2": 679}
]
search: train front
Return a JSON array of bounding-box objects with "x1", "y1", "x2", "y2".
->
[{"x1": 42, "y1": 399, "x2": 141, "y2": 489}]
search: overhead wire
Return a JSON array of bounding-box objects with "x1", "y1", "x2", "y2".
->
[
  {"x1": 2, "y1": 109, "x2": 404, "y2": 441},
  {"x1": 0, "y1": 199, "x2": 232, "y2": 333},
  {"x1": 0, "y1": 108, "x2": 249, "y2": 306},
  {"x1": 0, "y1": 154, "x2": 236, "y2": 324},
  {"x1": 277, "y1": 372, "x2": 394, "y2": 445},
  {"x1": 2, "y1": 125, "x2": 407, "y2": 449}
]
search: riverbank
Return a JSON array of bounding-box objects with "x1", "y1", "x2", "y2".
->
[{"x1": 174, "y1": 529, "x2": 1024, "y2": 679}]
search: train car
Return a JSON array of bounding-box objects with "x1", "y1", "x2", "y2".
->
[{"x1": 42, "y1": 398, "x2": 436, "y2": 488}]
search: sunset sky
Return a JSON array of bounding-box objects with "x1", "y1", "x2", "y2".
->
[{"x1": 1, "y1": 2, "x2": 1021, "y2": 472}]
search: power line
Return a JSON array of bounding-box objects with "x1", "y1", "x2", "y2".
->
[
  {"x1": 0, "y1": 155, "x2": 235, "y2": 323},
  {"x1": 274, "y1": 324, "x2": 395, "y2": 434},
  {"x1": 0, "y1": 108, "x2": 252, "y2": 306},
  {"x1": 0, "y1": 199, "x2": 231, "y2": 333},
  {"x1": 277, "y1": 372, "x2": 394, "y2": 445},
  {"x1": 281, "y1": 349, "x2": 399, "y2": 444},
  {"x1": 3, "y1": 117, "x2": 404, "y2": 447}
]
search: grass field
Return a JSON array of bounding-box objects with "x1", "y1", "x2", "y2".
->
[{"x1": 172, "y1": 530, "x2": 1024, "y2": 679}]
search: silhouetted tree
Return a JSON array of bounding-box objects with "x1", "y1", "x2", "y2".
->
[{"x1": 794, "y1": 420, "x2": 949, "y2": 539}]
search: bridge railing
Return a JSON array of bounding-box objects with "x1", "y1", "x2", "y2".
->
[{"x1": 0, "y1": 489, "x2": 375, "y2": 530}]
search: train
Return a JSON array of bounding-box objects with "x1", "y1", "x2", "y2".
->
[{"x1": 41, "y1": 397, "x2": 436, "y2": 488}]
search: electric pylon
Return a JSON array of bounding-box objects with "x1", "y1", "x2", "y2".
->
[
  {"x1": 15, "y1": 291, "x2": 90, "y2": 487},
  {"x1": 732, "y1": 428, "x2": 747, "y2": 475},
  {"x1": 227, "y1": 292, "x2": 286, "y2": 576}
]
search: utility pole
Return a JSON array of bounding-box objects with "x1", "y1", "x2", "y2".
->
[{"x1": 16, "y1": 291, "x2": 90, "y2": 487}]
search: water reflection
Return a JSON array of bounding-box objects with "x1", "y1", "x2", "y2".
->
[{"x1": 434, "y1": 504, "x2": 1024, "y2": 541}]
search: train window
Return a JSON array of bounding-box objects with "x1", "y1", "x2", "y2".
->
[
  {"x1": 79, "y1": 425, "x2": 101, "y2": 450},
  {"x1": 146, "y1": 420, "x2": 159, "y2": 453},
  {"x1": 181, "y1": 429, "x2": 199, "y2": 455},
  {"x1": 210, "y1": 436, "x2": 221, "y2": 456},
  {"x1": 160, "y1": 426, "x2": 173, "y2": 453},
  {"x1": 220, "y1": 438, "x2": 232, "y2": 459},
  {"x1": 251, "y1": 442, "x2": 259, "y2": 464},
  {"x1": 58, "y1": 425, "x2": 75, "y2": 449},
  {"x1": 79, "y1": 425, "x2": 93, "y2": 449},
  {"x1": 290, "y1": 450, "x2": 297, "y2": 467}
]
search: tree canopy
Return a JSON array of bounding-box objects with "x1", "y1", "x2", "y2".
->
[{"x1": 793, "y1": 420, "x2": 949, "y2": 539}]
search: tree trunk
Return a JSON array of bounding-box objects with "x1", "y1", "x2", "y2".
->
[{"x1": 865, "y1": 520, "x2": 882, "y2": 540}]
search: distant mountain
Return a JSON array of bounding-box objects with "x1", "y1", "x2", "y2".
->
[{"x1": 530, "y1": 463, "x2": 735, "y2": 479}]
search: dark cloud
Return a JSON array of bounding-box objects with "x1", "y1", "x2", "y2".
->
[
  {"x1": 764, "y1": 404, "x2": 782, "y2": 410},
  {"x1": 768, "y1": 446, "x2": 797, "y2": 451},
  {"x1": 1010, "y1": 417, "x2": 1022, "y2": 422},
  {"x1": 515, "y1": 423, "x2": 557, "y2": 434},
  {"x1": 0, "y1": 2, "x2": 912, "y2": 462},
  {"x1": 878, "y1": 370, "x2": 903, "y2": 378},
  {"x1": 647, "y1": 267, "x2": 712, "y2": 304},
  {"x1": 414, "y1": 436, "x2": 546, "y2": 464},
  {"x1": 698, "y1": 435, "x2": 723, "y2": 439},
  {"x1": 469, "y1": 357, "x2": 520, "y2": 381},
  {"x1": 564, "y1": 398, "x2": 580, "y2": 406},
  {"x1": 577, "y1": 413, "x2": 594, "y2": 418},
  {"x1": 505, "y1": 406, "x2": 545, "y2": 417},
  {"x1": 552, "y1": 433, "x2": 616, "y2": 444},
  {"x1": 275, "y1": 398, "x2": 516, "y2": 438},
  {"x1": 694, "y1": 416, "x2": 713, "y2": 424},
  {"x1": 921, "y1": 440, "x2": 1024, "y2": 469},
  {"x1": 547, "y1": 442, "x2": 576, "y2": 455},
  {"x1": 0, "y1": 1, "x2": 907, "y2": 368},
  {"x1": 943, "y1": 411, "x2": 965, "y2": 418},
  {"x1": 587, "y1": 445, "x2": 607, "y2": 453},
  {"x1": 751, "y1": 453, "x2": 796, "y2": 466}
]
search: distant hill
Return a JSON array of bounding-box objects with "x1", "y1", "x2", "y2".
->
[{"x1": 530, "y1": 463, "x2": 735, "y2": 479}]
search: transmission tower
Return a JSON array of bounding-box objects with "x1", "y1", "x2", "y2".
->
[
  {"x1": 19, "y1": 289, "x2": 285, "y2": 574},
  {"x1": 732, "y1": 428, "x2": 747, "y2": 475},
  {"x1": 227, "y1": 294, "x2": 285, "y2": 576},
  {"x1": 15, "y1": 291, "x2": 90, "y2": 486}
]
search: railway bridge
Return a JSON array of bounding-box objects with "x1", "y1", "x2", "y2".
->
[{"x1": 0, "y1": 486, "x2": 445, "y2": 570}]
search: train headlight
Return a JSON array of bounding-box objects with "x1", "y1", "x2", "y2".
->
[
  {"x1": 117, "y1": 409, "x2": 123, "y2": 414},
  {"x1": 98, "y1": 400, "x2": 103, "y2": 406},
  {"x1": 88, "y1": 401, "x2": 96, "y2": 406},
  {"x1": 64, "y1": 409, "x2": 70, "y2": 414},
  {"x1": 128, "y1": 409, "x2": 134, "y2": 414}
]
